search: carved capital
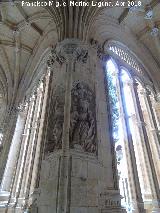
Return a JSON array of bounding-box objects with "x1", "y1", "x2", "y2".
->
[
  {"x1": 155, "y1": 93, "x2": 160, "y2": 102},
  {"x1": 47, "y1": 39, "x2": 88, "y2": 68},
  {"x1": 133, "y1": 81, "x2": 139, "y2": 88},
  {"x1": 99, "y1": 189, "x2": 126, "y2": 212},
  {"x1": 7, "y1": 106, "x2": 19, "y2": 116},
  {"x1": 140, "y1": 87, "x2": 151, "y2": 97},
  {"x1": 90, "y1": 38, "x2": 109, "y2": 61}
]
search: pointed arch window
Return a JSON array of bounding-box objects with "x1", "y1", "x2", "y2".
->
[
  {"x1": 104, "y1": 41, "x2": 160, "y2": 213},
  {"x1": 0, "y1": 69, "x2": 51, "y2": 201}
]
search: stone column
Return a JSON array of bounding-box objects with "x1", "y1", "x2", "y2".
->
[
  {"x1": 11, "y1": 94, "x2": 37, "y2": 208},
  {"x1": 57, "y1": 58, "x2": 73, "y2": 213},
  {"x1": 11, "y1": 104, "x2": 30, "y2": 198},
  {"x1": 36, "y1": 40, "x2": 126, "y2": 213},
  {"x1": 144, "y1": 88, "x2": 160, "y2": 157},
  {"x1": 54, "y1": 39, "x2": 88, "y2": 213},
  {"x1": 118, "y1": 71, "x2": 145, "y2": 213},
  {"x1": 132, "y1": 81, "x2": 160, "y2": 210},
  {"x1": 0, "y1": 110, "x2": 18, "y2": 186},
  {"x1": 29, "y1": 70, "x2": 50, "y2": 194},
  {"x1": 153, "y1": 94, "x2": 160, "y2": 130},
  {"x1": 113, "y1": 69, "x2": 138, "y2": 210},
  {"x1": 1, "y1": 107, "x2": 28, "y2": 193},
  {"x1": 21, "y1": 85, "x2": 45, "y2": 208},
  {"x1": 18, "y1": 92, "x2": 39, "y2": 201}
]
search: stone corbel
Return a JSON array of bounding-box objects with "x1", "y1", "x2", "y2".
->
[{"x1": 90, "y1": 38, "x2": 110, "y2": 61}]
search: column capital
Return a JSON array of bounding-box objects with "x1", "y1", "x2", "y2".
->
[
  {"x1": 150, "y1": 128, "x2": 160, "y2": 134},
  {"x1": 7, "y1": 106, "x2": 19, "y2": 117},
  {"x1": 47, "y1": 39, "x2": 88, "y2": 68},
  {"x1": 139, "y1": 87, "x2": 151, "y2": 97},
  {"x1": 136, "y1": 120, "x2": 147, "y2": 127},
  {"x1": 155, "y1": 93, "x2": 160, "y2": 102},
  {"x1": 90, "y1": 38, "x2": 110, "y2": 61},
  {"x1": 145, "y1": 87, "x2": 152, "y2": 96},
  {"x1": 132, "y1": 80, "x2": 139, "y2": 88}
]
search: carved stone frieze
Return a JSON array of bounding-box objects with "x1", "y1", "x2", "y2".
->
[
  {"x1": 45, "y1": 81, "x2": 97, "y2": 154},
  {"x1": 70, "y1": 81, "x2": 97, "y2": 153},
  {"x1": 47, "y1": 46, "x2": 66, "y2": 67},
  {"x1": 45, "y1": 86, "x2": 65, "y2": 153},
  {"x1": 47, "y1": 39, "x2": 88, "y2": 68}
]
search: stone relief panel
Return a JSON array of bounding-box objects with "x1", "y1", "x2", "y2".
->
[
  {"x1": 45, "y1": 81, "x2": 97, "y2": 154},
  {"x1": 70, "y1": 81, "x2": 97, "y2": 153},
  {"x1": 45, "y1": 86, "x2": 65, "y2": 153}
]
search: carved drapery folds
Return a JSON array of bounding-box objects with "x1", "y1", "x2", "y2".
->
[
  {"x1": 70, "y1": 81, "x2": 96, "y2": 153},
  {"x1": 45, "y1": 39, "x2": 97, "y2": 154},
  {"x1": 46, "y1": 81, "x2": 97, "y2": 154},
  {"x1": 45, "y1": 86, "x2": 65, "y2": 152}
]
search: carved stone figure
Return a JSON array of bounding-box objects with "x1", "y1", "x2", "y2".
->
[
  {"x1": 45, "y1": 82, "x2": 97, "y2": 154},
  {"x1": 45, "y1": 86, "x2": 65, "y2": 153},
  {"x1": 52, "y1": 99, "x2": 64, "y2": 149},
  {"x1": 70, "y1": 82, "x2": 97, "y2": 153}
]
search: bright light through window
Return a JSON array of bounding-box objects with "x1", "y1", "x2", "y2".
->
[{"x1": 106, "y1": 59, "x2": 133, "y2": 212}]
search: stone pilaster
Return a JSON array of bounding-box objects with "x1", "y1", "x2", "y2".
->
[
  {"x1": 144, "y1": 88, "x2": 160, "y2": 157},
  {"x1": 32, "y1": 39, "x2": 127, "y2": 213},
  {"x1": 0, "y1": 108, "x2": 18, "y2": 186},
  {"x1": 117, "y1": 71, "x2": 145, "y2": 213},
  {"x1": 132, "y1": 81, "x2": 160, "y2": 210},
  {"x1": 1, "y1": 107, "x2": 28, "y2": 193}
]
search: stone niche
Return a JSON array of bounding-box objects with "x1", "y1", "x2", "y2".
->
[
  {"x1": 45, "y1": 85, "x2": 65, "y2": 152},
  {"x1": 70, "y1": 81, "x2": 97, "y2": 153},
  {"x1": 45, "y1": 81, "x2": 97, "y2": 155}
]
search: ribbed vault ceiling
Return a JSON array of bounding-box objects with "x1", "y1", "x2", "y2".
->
[{"x1": 0, "y1": 0, "x2": 160, "y2": 127}]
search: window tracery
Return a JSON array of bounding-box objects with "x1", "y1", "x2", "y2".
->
[
  {"x1": 105, "y1": 42, "x2": 160, "y2": 212},
  {"x1": 0, "y1": 70, "x2": 50, "y2": 200}
]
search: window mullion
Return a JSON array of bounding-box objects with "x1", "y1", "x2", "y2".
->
[
  {"x1": 118, "y1": 69, "x2": 145, "y2": 212},
  {"x1": 132, "y1": 80, "x2": 160, "y2": 204}
]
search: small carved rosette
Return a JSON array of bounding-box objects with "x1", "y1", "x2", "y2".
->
[{"x1": 45, "y1": 81, "x2": 97, "y2": 154}]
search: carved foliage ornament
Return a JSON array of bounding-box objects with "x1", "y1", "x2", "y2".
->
[
  {"x1": 47, "y1": 40, "x2": 88, "y2": 67},
  {"x1": 46, "y1": 82, "x2": 97, "y2": 154}
]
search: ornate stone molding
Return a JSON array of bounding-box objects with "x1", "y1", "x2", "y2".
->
[
  {"x1": 7, "y1": 106, "x2": 19, "y2": 116},
  {"x1": 90, "y1": 38, "x2": 110, "y2": 61},
  {"x1": 47, "y1": 39, "x2": 88, "y2": 68},
  {"x1": 46, "y1": 81, "x2": 97, "y2": 154},
  {"x1": 155, "y1": 93, "x2": 160, "y2": 102},
  {"x1": 99, "y1": 189, "x2": 126, "y2": 212}
]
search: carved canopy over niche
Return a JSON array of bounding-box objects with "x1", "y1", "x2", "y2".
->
[{"x1": 45, "y1": 81, "x2": 97, "y2": 154}]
